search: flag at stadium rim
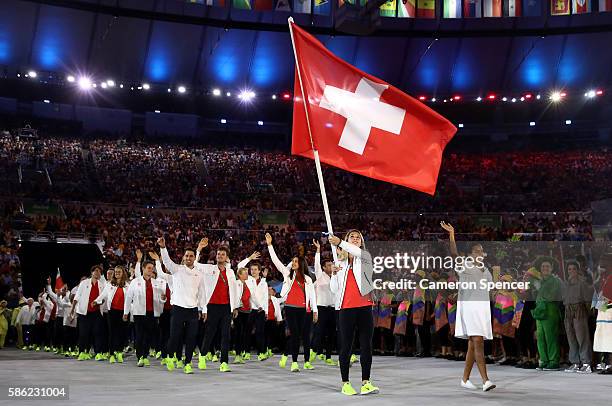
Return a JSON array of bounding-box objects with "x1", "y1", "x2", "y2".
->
[
  {"x1": 293, "y1": 0, "x2": 312, "y2": 13},
  {"x1": 573, "y1": 0, "x2": 591, "y2": 13},
  {"x1": 464, "y1": 0, "x2": 482, "y2": 17},
  {"x1": 275, "y1": 0, "x2": 291, "y2": 10},
  {"x1": 484, "y1": 0, "x2": 502, "y2": 16},
  {"x1": 289, "y1": 21, "x2": 457, "y2": 195},
  {"x1": 380, "y1": 0, "x2": 397, "y2": 17},
  {"x1": 504, "y1": 0, "x2": 521, "y2": 16},
  {"x1": 443, "y1": 0, "x2": 462, "y2": 17},
  {"x1": 551, "y1": 0, "x2": 570, "y2": 14},
  {"x1": 600, "y1": 0, "x2": 612, "y2": 11},
  {"x1": 253, "y1": 0, "x2": 274, "y2": 10},
  {"x1": 233, "y1": 0, "x2": 252, "y2": 8},
  {"x1": 417, "y1": 0, "x2": 435, "y2": 18},
  {"x1": 398, "y1": 0, "x2": 416, "y2": 17}
]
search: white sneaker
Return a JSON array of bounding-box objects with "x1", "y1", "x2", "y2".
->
[
  {"x1": 461, "y1": 380, "x2": 477, "y2": 390},
  {"x1": 564, "y1": 364, "x2": 579, "y2": 373},
  {"x1": 482, "y1": 381, "x2": 496, "y2": 392},
  {"x1": 577, "y1": 365, "x2": 592, "y2": 374}
]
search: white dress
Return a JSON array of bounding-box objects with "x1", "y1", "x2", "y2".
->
[
  {"x1": 593, "y1": 306, "x2": 612, "y2": 353},
  {"x1": 454, "y1": 263, "x2": 493, "y2": 340}
]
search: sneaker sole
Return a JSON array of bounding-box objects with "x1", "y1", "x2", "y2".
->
[
  {"x1": 361, "y1": 389, "x2": 379, "y2": 395},
  {"x1": 484, "y1": 385, "x2": 496, "y2": 392}
]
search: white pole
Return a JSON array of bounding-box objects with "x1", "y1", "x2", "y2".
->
[{"x1": 288, "y1": 17, "x2": 338, "y2": 263}]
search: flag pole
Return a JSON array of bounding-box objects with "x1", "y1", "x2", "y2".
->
[{"x1": 288, "y1": 17, "x2": 338, "y2": 263}]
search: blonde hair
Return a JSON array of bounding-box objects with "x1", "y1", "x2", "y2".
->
[{"x1": 237, "y1": 267, "x2": 248, "y2": 276}]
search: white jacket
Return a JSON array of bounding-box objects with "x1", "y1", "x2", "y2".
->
[
  {"x1": 196, "y1": 251, "x2": 240, "y2": 312},
  {"x1": 268, "y1": 245, "x2": 317, "y2": 313},
  {"x1": 93, "y1": 283, "x2": 130, "y2": 312},
  {"x1": 124, "y1": 274, "x2": 165, "y2": 317},
  {"x1": 313, "y1": 252, "x2": 335, "y2": 307},
  {"x1": 61, "y1": 295, "x2": 77, "y2": 327},
  {"x1": 73, "y1": 277, "x2": 107, "y2": 316},
  {"x1": 16, "y1": 304, "x2": 37, "y2": 325},
  {"x1": 46, "y1": 285, "x2": 67, "y2": 317},
  {"x1": 268, "y1": 296, "x2": 283, "y2": 322},
  {"x1": 247, "y1": 276, "x2": 269, "y2": 313},
  {"x1": 37, "y1": 295, "x2": 54, "y2": 323},
  {"x1": 329, "y1": 241, "x2": 369, "y2": 310}
]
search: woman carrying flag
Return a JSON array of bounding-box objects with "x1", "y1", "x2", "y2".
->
[{"x1": 329, "y1": 230, "x2": 379, "y2": 396}]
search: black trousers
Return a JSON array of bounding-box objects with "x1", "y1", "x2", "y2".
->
[
  {"x1": 53, "y1": 317, "x2": 64, "y2": 348},
  {"x1": 22, "y1": 325, "x2": 34, "y2": 346},
  {"x1": 313, "y1": 306, "x2": 336, "y2": 359},
  {"x1": 265, "y1": 319, "x2": 284, "y2": 353},
  {"x1": 285, "y1": 306, "x2": 308, "y2": 363},
  {"x1": 108, "y1": 309, "x2": 128, "y2": 354},
  {"x1": 339, "y1": 306, "x2": 374, "y2": 382},
  {"x1": 134, "y1": 312, "x2": 156, "y2": 360},
  {"x1": 249, "y1": 310, "x2": 266, "y2": 354},
  {"x1": 158, "y1": 310, "x2": 171, "y2": 358},
  {"x1": 168, "y1": 305, "x2": 199, "y2": 363},
  {"x1": 235, "y1": 311, "x2": 251, "y2": 355},
  {"x1": 78, "y1": 312, "x2": 105, "y2": 354},
  {"x1": 202, "y1": 304, "x2": 232, "y2": 364},
  {"x1": 63, "y1": 326, "x2": 77, "y2": 350}
]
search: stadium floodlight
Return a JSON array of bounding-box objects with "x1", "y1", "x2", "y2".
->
[
  {"x1": 565, "y1": 120, "x2": 572, "y2": 125},
  {"x1": 458, "y1": 123, "x2": 464, "y2": 128},
  {"x1": 272, "y1": 94, "x2": 277, "y2": 100},
  {"x1": 167, "y1": 88, "x2": 171, "y2": 93},
  {"x1": 142, "y1": 83, "x2": 150, "y2": 90},
  {"x1": 101, "y1": 82, "x2": 108, "y2": 89},
  {"x1": 78, "y1": 77, "x2": 92, "y2": 90},
  {"x1": 511, "y1": 98, "x2": 517, "y2": 103},
  {"x1": 418, "y1": 96, "x2": 427, "y2": 101},
  {"x1": 529, "y1": 121, "x2": 536, "y2": 127},
  {"x1": 239, "y1": 90, "x2": 256, "y2": 102},
  {"x1": 177, "y1": 86, "x2": 186, "y2": 94},
  {"x1": 120, "y1": 84, "x2": 124, "y2": 88},
  {"x1": 226, "y1": 91, "x2": 231, "y2": 97},
  {"x1": 212, "y1": 88, "x2": 221, "y2": 96},
  {"x1": 220, "y1": 119, "x2": 227, "y2": 124},
  {"x1": 106, "y1": 80, "x2": 115, "y2": 87},
  {"x1": 502, "y1": 97, "x2": 508, "y2": 102},
  {"x1": 431, "y1": 97, "x2": 436, "y2": 102},
  {"x1": 154, "y1": 110, "x2": 161, "y2": 114},
  {"x1": 43, "y1": 99, "x2": 50, "y2": 104},
  {"x1": 283, "y1": 93, "x2": 291, "y2": 100},
  {"x1": 27, "y1": 70, "x2": 37, "y2": 78},
  {"x1": 66, "y1": 75, "x2": 76, "y2": 83},
  {"x1": 487, "y1": 94, "x2": 496, "y2": 100},
  {"x1": 536, "y1": 94, "x2": 541, "y2": 99},
  {"x1": 476, "y1": 97, "x2": 482, "y2": 102},
  {"x1": 550, "y1": 91, "x2": 565, "y2": 102},
  {"x1": 257, "y1": 121, "x2": 264, "y2": 126}
]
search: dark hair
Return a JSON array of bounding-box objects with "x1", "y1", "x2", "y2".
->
[
  {"x1": 90, "y1": 265, "x2": 103, "y2": 274},
  {"x1": 323, "y1": 258, "x2": 334, "y2": 266},
  {"x1": 142, "y1": 260, "x2": 155, "y2": 270},
  {"x1": 249, "y1": 261, "x2": 261, "y2": 271},
  {"x1": 217, "y1": 246, "x2": 230, "y2": 257},
  {"x1": 289, "y1": 256, "x2": 309, "y2": 281},
  {"x1": 184, "y1": 247, "x2": 196, "y2": 255}
]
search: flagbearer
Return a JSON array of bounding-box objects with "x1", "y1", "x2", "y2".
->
[{"x1": 329, "y1": 230, "x2": 379, "y2": 396}]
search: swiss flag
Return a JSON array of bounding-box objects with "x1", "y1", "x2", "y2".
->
[
  {"x1": 55, "y1": 268, "x2": 64, "y2": 291},
  {"x1": 290, "y1": 22, "x2": 456, "y2": 195}
]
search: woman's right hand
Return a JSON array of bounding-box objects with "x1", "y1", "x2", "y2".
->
[{"x1": 265, "y1": 233, "x2": 272, "y2": 246}]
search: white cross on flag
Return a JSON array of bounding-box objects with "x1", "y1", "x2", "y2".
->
[{"x1": 290, "y1": 22, "x2": 457, "y2": 195}]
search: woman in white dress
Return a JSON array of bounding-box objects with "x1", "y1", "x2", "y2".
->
[{"x1": 441, "y1": 222, "x2": 496, "y2": 392}]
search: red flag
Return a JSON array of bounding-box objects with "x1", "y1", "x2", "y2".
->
[
  {"x1": 55, "y1": 268, "x2": 64, "y2": 291},
  {"x1": 290, "y1": 22, "x2": 456, "y2": 195}
]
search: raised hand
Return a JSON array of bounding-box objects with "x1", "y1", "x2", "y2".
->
[
  {"x1": 329, "y1": 235, "x2": 341, "y2": 246},
  {"x1": 197, "y1": 237, "x2": 209, "y2": 251},
  {"x1": 249, "y1": 251, "x2": 261, "y2": 261},
  {"x1": 312, "y1": 239, "x2": 320, "y2": 252},
  {"x1": 148, "y1": 251, "x2": 160, "y2": 261},
  {"x1": 46, "y1": 276, "x2": 51, "y2": 285},
  {"x1": 265, "y1": 233, "x2": 272, "y2": 246},
  {"x1": 440, "y1": 221, "x2": 455, "y2": 234},
  {"x1": 136, "y1": 249, "x2": 143, "y2": 262},
  {"x1": 157, "y1": 236, "x2": 166, "y2": 248}
]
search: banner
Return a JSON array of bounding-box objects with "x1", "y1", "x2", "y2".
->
[
  {"x1": 233, "y1": 0, "x2": 252, "y2": 8},
  {"x1": 294, "y1": 0, "x2": 312, "y2": 12},
  {"x1": 464, "y1": 0, "x2": 483, "y2": 16},
  {"x1": 253, "y1": 0, "x2": 274, "y2": 9},
  {"x1": 443, "y1": 0, "x2": 463, "y2": 16},
  {"x1": 572, "y1": 0, "x2": 590, "y2": 12},
  {"x1": 380, "y1": 0, "x2": 398, "y2": 16},
  {"x1": 484, "y1": 0, "x2": 503, "y2": 15},
  {"x1": 276, "y1": 0, "x2": 292, "y2": 9},
  {"x1": 551, "y1": 0, "x2": 570, "y2": 13},
  {"x1": 600, "y1": 0, "x2": 612, "y2": 11},
  {"x1": 417, "y1": 0, "x2": 436, "y2": 17},
  {"x1": 314, "y1": 0, "x2": 331, "y2": 14}
]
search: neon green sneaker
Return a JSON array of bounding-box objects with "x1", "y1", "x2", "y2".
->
[
  {"x1": 212, "y1": 354, "x2": 219, "y2": 363},
  {"x1": 291, "y1": 362, "x2": 300, "y2": 372},
  {"x1": 234, "y1": 355, "x2": 245, "y2": 364},
  {"x1": 142, "y1": 358, "x2": 150, "y2": 367},
  {"x1": 258, "y1": 353, "x2": 267, "y2": 361},
  {"x1": 149, "y1": 349, "x2": 156, "y2": 357},
  {"x1": 77, "y1": 352, "x2": 88, "y2": 361},
  {"x1": 137, "y1": 357, "x2": 145, "y2": 367},
  {"x1": 243, "y1": 352, "x2": 251, "y2": 360},
  {"x1": 318, "y1": 353, "x2": 326, "y2": 361},
  {"x1": 266, "y1": 348, "x2": 273, "y2": 358},
  {"x1": 184, "y1": 364, "x2": 193, "y2": 374},
  {"x1": 109, "y1": 355, "x2": 116, "y2": 364},
  {"x1": 161, "y1": 358, "x2": 167, "y2": 366},
  {"x1": 102, "y1": 353, "x2": 109, "y2": 360},
  {"x1": 220, "y1": 362, "x2": 231, "y2": 372},
  {"x1": 44, "y1": 346, "x2": 51, "y2": 352},
  {"x1": 279, "y1": 354, "x2": 288, "y2": 368},
  {"x1": 309, "y1": 350, "x2": 317, "y2": 363},
  {"x1": 325, "y1": 358, "x2": 338, "y2": 366},
  {"x1": 350, "y1": 354, "x2": 358, "y2": 364},
  {"x1": 116, "y1": 352, "x2": 124, "y2": 363},
  {"x1": 304, "y1": 361, "x2": 314, "y2": 370},
  {"x1": 360, "y1": 381, "x2": 379, "y2": 395},
  {"x1": 205, "y1": 352, "x2": 213, "y2": 361},
  {"x1": 165, "y1": 357, "x2": 175, "y2": 372},
  {"x1": 342, "y1": 382, "x2": 357, "y2": 396},
  {"x1": 229, "y1": 350, "x2": 236, "y2": 356},
  {"x1": 95, "y1": 353, "x2": 104, "y2": 361},
  {"x1": 176, "y1": 360, "x2": 184, "y2": 369},
  {"x1": 155, "y1": 351, "x2": 161, "y2": 359},
  {"x1": 198, "y1": 355, "x2": 207, "y2": 370}
]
